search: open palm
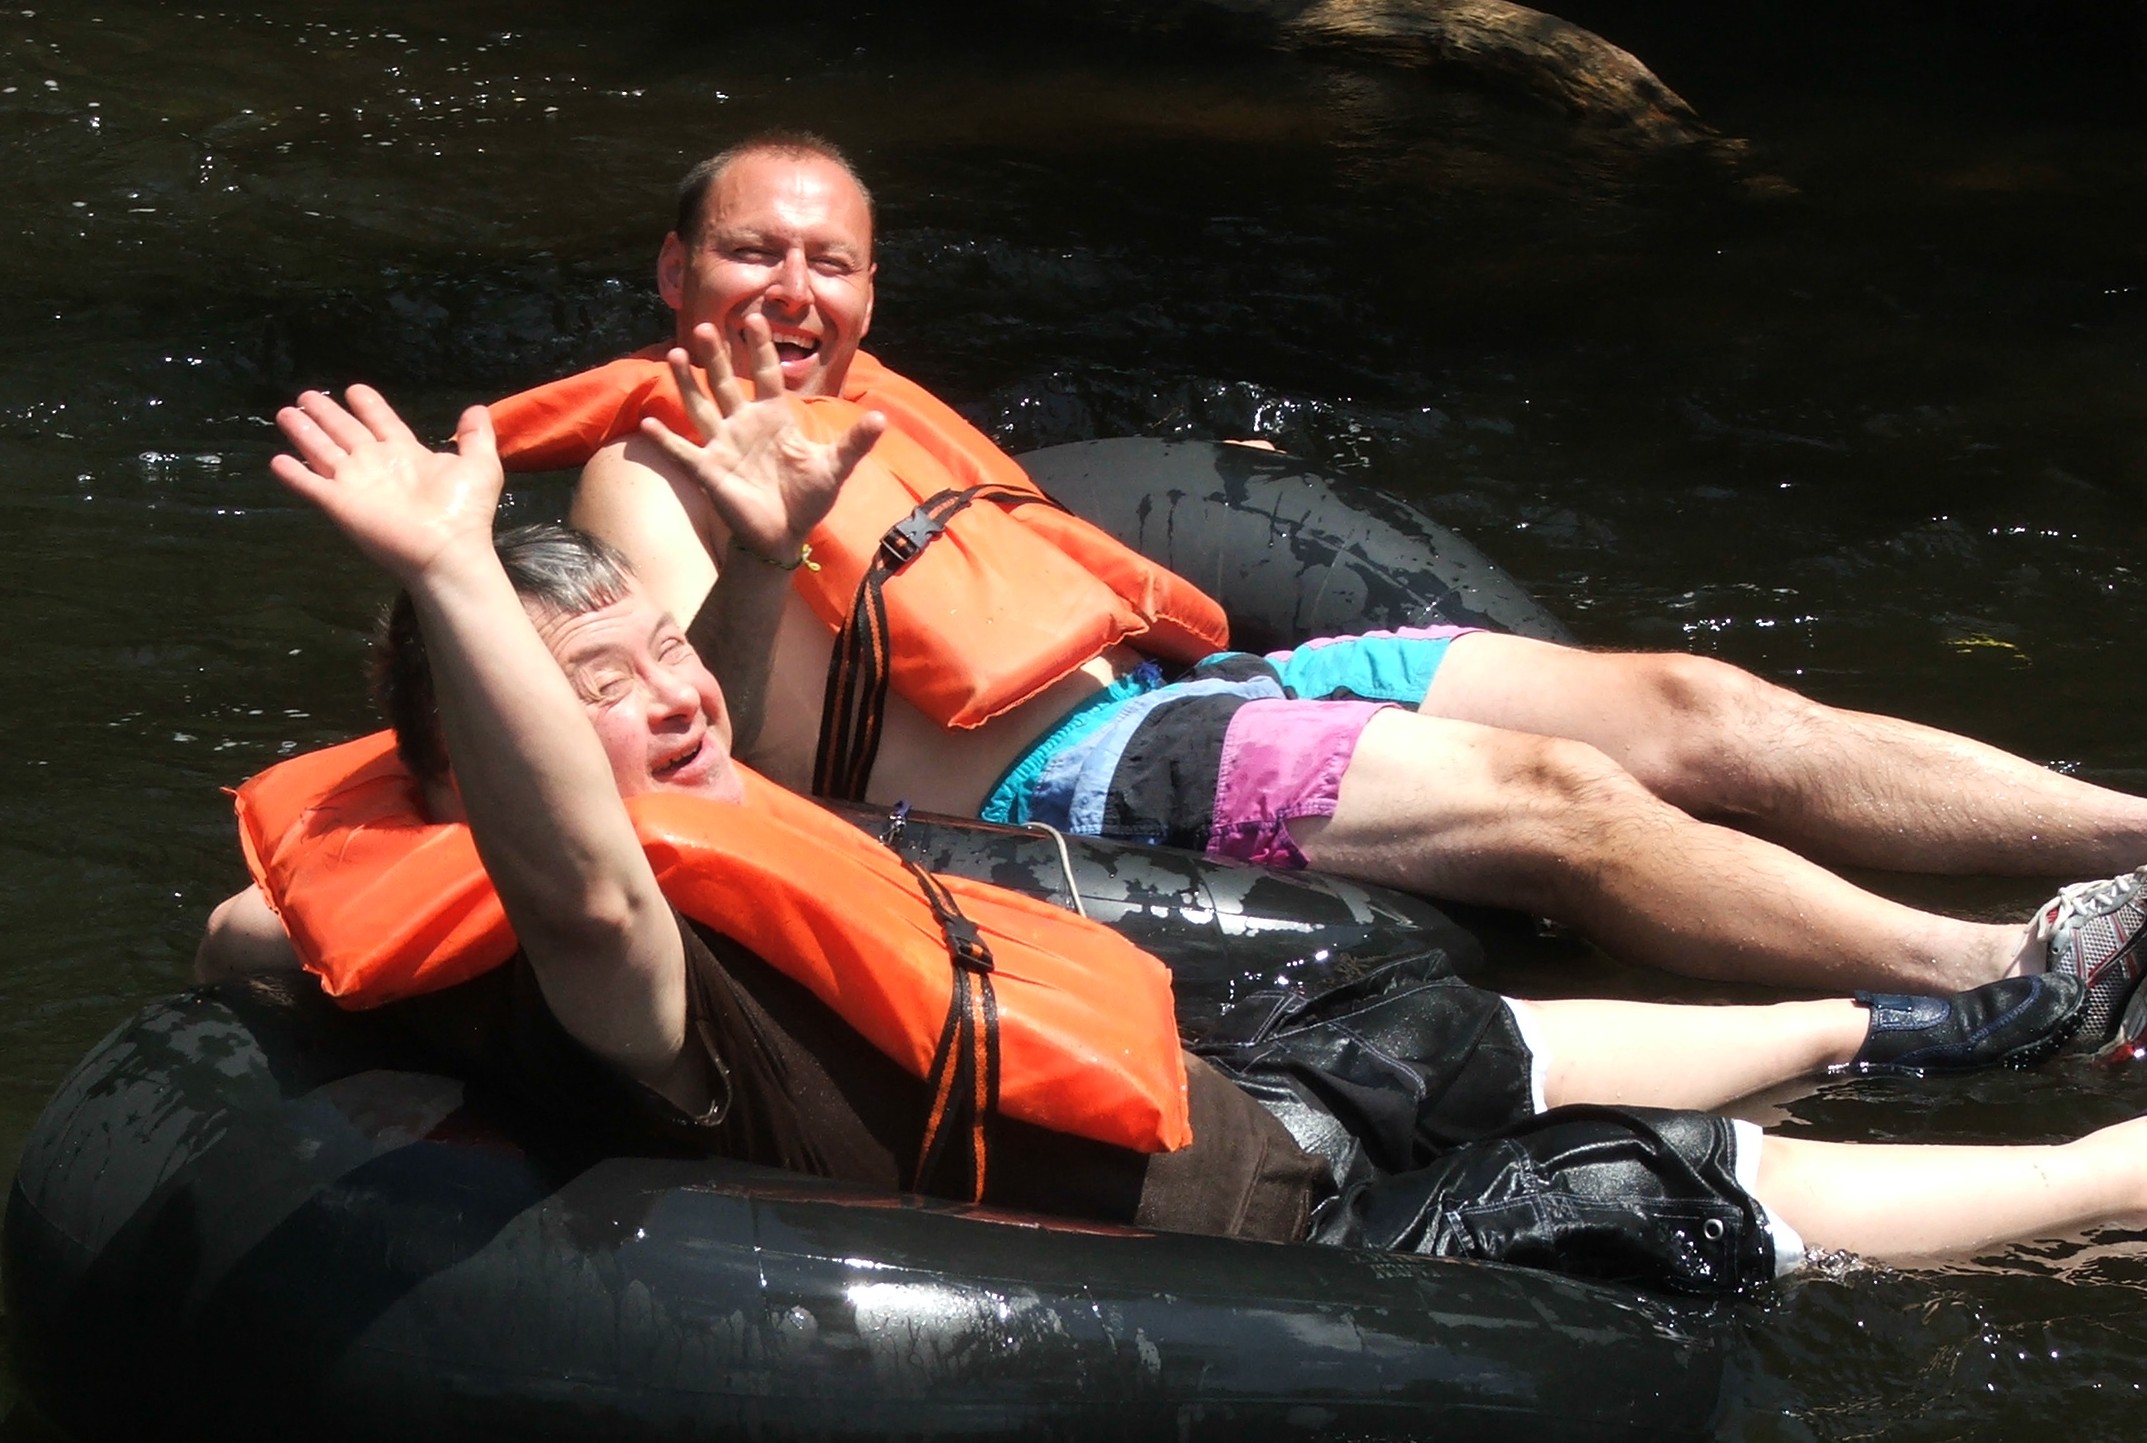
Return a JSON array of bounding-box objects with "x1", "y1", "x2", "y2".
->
[
  {"x1": 270, "y1": 386, "x2": 504, "y2": 585},
  {"x1": 638, "y1": 316, "x2": 884, "y2": 561}
]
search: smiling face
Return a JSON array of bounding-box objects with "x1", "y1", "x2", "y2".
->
[
  {"x1": 658, "y1": 149, "x2": 877, "y2": 396},
  {"x1": 530, "y1": 584, "x2": 745, "y2": 804}
]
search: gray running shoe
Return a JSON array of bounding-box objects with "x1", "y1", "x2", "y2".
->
[
  {"x1": 2034, "y1": 866, "x2": 2147, "y2": 1047},
  {"x1": 2094, "y1": 983, "x2": 2147, "y2": 1065}
]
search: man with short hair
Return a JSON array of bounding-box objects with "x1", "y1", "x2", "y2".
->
[
  {"x1": 555, "y1": 130, "x2": 2147, "y2": 1038},
  {"x1": 201, "y1": 313, "x2": 2147, "y2": 1296},
  {"x1": 228, "y1": 351, "x2": 2147, "y2": 1295}
]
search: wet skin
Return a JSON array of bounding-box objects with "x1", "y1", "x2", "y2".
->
[
  {"x1": 530, "y1": 585, "x2": 747, "y2": 805},
  {"x1": 657, "y1": 150, "x2": 877, "y2": 397}
]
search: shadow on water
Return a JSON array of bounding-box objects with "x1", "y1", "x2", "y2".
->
[{"x1": 6, "y1": 1, "x2": 2147, "y2": 1436}]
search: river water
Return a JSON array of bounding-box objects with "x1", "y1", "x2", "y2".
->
[{"x1": 4, "y1": 2, "x2": 2147, "y2": 1437}]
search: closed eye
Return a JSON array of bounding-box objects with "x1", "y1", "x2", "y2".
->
[{"x1": 575, "y1": 665, "x2": 633, "y2": 705}]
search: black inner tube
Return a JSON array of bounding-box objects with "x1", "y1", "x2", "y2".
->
[{"x1": 2, "y1": 441, "x2": 1693, "y2": 1443}]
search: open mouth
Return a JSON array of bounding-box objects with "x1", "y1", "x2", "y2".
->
[
  {"x1": 765, "y1": 325, "x2": 820, "y2": 366},
  {"x1": 653, "y1": 735, "x2": 705, "y2": 782}
]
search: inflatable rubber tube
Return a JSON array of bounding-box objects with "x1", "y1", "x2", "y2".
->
[
  {"x1": 822, "y1": 798, "x2": 1477, "y2": 1030},
  {"x1": 6, "y1": 975, "x2": 1723, "y2": 1443},
  {"x1": 6, "y1": 441, "x2": 1692, "y2": 1443},
  {"x1": 1017, "y1": 437, "x2": 1571, "y2": 649}
]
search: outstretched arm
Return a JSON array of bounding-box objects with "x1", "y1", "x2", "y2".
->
[
  {"x1": 635, "y1": 315, "x2": 884, "y2": 751},
  {"x1": 271, "y1": 389, "x2": 706, "y2": 1107}
]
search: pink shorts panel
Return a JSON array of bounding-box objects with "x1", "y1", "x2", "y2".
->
[{"x1": 1206, "y1": 697, "x2": 1391, "y2": 870}]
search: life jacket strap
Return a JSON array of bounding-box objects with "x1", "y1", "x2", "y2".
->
[
  {"x1": 878, "y1": 505, "x2": 949, "y2": 569},
  {"x1": 903, "y1": 856, "x2": 1001, "y2": 1202},
  {"x1": 814, "y1": 485, "x2": 1064, "y2": 802}
]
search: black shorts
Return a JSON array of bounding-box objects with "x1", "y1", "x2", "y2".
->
[{"x1": 1195, "y1": 956, "x2": 1783, "y2": 1295}]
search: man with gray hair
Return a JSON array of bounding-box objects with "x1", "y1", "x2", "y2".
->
[{"x1": 198, "y1": 330, "x2": 2147, "y2": 1297}]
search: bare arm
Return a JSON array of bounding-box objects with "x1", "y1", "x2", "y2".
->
[
  {"x1": 570, "y1": 435, "x2": 720, "y2": 624},
  {"x1": 574, "y1": 316, "x2": 882, "y2": 753},
  {"x1": 271, "y1": 390, "x2": 705, "y2": 1107}
]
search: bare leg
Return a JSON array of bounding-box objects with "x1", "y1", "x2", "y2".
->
[
  {"x1": 1754, "y1": 1117, "x2": 2147, "y2": 1260},
  {"x1": 1423, "y1": 633, "x2": 2147, "y2": 876},
  {"x1": 1294, "y1": 710, "x2": 2027, "y2": 991},
  {"x1": 1512, "y1": 996, "x2": 1867, "y2": 1111}
]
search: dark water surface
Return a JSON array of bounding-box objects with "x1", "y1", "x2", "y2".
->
[{"x1": 6, "y1": 2, "x2": 2147, "y2": 1436}]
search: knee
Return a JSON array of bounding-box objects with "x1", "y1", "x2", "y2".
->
[
  {"x1": 1495, "y1": 732, "x2": 1654, "y2": 816},
  {"x1": 1478, "y1": 734, "x2": 1689, "y2": 905},
  {"x1": 1616, "y1": 653, "x2": 1813, "y2": 815},
  {"x1": 194, "y1": 888, "x2": 299, "y2": 983}
]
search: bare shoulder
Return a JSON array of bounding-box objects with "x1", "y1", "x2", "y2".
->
[
  {"x1": 571, "y1": 433, "x2": 715, "y2": 535},
  {"x1": 569, "y1": 436, "x2": 722, "y2": 622}
]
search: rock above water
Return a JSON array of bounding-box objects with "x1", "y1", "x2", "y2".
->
[{"x1": 1018, "y1": 0, "x2": 1728, "y2": 147}]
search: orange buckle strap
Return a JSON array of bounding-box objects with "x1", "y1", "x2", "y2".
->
[
  {"x1": 813, "y1": 484, "x2": 1069, "y2": 803},
  {"x1": 904, "y1": 856, "x2": 1000, "y2": 1203},
  {"x1": 878, "y1": 503, "x2": 949, "y2": 569}
]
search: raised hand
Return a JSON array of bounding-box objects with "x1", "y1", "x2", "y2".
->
[
  {"x1": 636, "y1": 315, "x2": 884, "y2": 564},
  {"x1": 271, "y1": 387, "x2": 504, "y2": 585}
]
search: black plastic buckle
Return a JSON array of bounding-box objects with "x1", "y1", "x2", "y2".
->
[
  {"x1": 944, "y1": 917, "x2": 994, "y2": 973},
  {"x1": 879, "y1": 507, "x2": 946, "y2": 570}
]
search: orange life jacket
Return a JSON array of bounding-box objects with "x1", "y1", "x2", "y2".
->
[
  {"x1": 234, "y1": 731, "x2": 1192, "y2": 1168},
  {"x1": 488, "y1": 350, "x2": 1230, "y2": 798}
]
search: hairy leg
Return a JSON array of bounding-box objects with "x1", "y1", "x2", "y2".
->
[
  {"x1": 1422, "y1": 633, "x2": 2147, "y2": 876},
  {"x1": 1294, "y1": 710, "x2": 2027, "y2": 991},
  {"x1": 1511, "y1": 996, "x2": 1866, "y2": 1111},
  {"x1": 1755, "y1": 1118, "x2": 2147, "y2": 1260}
]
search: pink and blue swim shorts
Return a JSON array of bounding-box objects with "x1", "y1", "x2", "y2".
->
[{"x1": 977, "y1": 625, "x2": 1478, "y2": 868}]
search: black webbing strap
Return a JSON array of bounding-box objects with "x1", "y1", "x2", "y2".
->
[
  {"x1": 901, "y1": 856, "x2": 1000, "y2": 1203},
  {"x1": 812, "y1": 484, "x2": 1064, "y2": 802}
]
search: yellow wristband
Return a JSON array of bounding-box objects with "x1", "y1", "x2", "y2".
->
[{"x1": 759, "y1": 541, "x2": 820, "y2": 573}]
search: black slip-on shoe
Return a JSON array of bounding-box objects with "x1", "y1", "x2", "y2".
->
[{"x1": 1843, "y1": 972, "x2": 2086, "y2": 1076}]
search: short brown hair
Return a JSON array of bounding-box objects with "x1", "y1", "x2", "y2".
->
[{"x1": 672, "y1": 129, "x2": 874, "y2": 249}]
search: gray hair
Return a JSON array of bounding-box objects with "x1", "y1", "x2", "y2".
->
[{"x1": 373, "y1": 523, "x2": 637, "y2": 786}]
